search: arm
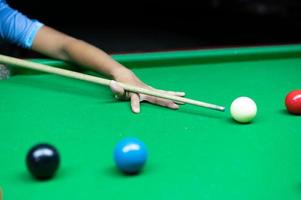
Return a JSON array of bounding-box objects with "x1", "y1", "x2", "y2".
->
[
  {"x1": 31, "y1": 26, "x2": 185, "y2": 113},
  {"x1": 31, "y1": 26, "x2": 127, "y2": 79},
  {"x1": 0, "y1": 0, "x2": 185, "y2": 113}
]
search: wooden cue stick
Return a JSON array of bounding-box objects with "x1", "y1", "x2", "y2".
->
[{"x1": 0, "y1": 54, "x2": 225, "y2": 112}]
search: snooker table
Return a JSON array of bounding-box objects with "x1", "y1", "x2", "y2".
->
[{"x1": 0, "y1": 44, "x2": 301, "y2": 200}]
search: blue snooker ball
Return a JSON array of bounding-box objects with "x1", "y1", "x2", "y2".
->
[{"x1": 114, "y1": 138, "x2": 148, "y2": 174}]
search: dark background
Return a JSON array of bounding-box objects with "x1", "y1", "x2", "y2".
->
[{"x1": 2, "y1": 0, "x2": 301, "y2": 57}]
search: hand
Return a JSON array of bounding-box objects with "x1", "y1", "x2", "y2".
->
[{"x1": 109, "y1": 69, "x2": 185, "y2": 113}]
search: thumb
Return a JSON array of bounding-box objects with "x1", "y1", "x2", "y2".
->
[
  {"x1": 130, "y1": 93, "x2": 141, "y2": 113},
  {"x1": 110, "y1": 80, "x2": 126, "y2": 100}
]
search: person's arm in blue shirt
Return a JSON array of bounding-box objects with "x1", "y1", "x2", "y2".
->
[
  {"x1": 0, "y1": 1, "x2": 185, "y2": 113},
  {"x1": 0, "y1": 0, "x2": 43, "y2": 48}
]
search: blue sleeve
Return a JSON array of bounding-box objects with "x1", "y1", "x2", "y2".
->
[{"x1": 0, "y1": 0, "x2": 44, "y2": 49}]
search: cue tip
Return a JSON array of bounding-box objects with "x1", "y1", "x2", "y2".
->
[{"x1": 216, "y1": 106, "x2": 226, "y2": 112}]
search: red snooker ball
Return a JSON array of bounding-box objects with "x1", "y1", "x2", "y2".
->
[{"x1": 285, "y1": 90, "x2": 301, "y2": 115}]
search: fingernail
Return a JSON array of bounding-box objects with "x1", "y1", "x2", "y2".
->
[
  {"x1": 133, "y1": 106, "x2": 140, "y2": 113},
  {"x1": 171, "y1": 104, "x2": 179, "y2": 109}
]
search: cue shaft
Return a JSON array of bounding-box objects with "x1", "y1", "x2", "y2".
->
[{"x1": 0, "y1": 54, "x2": 225, "y2": 112}]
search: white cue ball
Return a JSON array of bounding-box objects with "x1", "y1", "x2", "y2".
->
[{"x1": 230, "y1": 96, "x2": 257, "y2": 123}]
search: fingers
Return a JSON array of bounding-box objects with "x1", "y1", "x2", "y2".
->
[
  {"x1": 110, "y1": 80, "x2": 141, "y2": 113},
  {"x1": 143, "y1": 95, "x2": 179, "y2": 110},
  {"x1": 110, "y1": 80, "x2": 129, "y2": 100},
  {"x1": 130, "y1": 93, "x2": 141, "y2": 113},
  {"x1": 153, "y1": 89, "x2": 186, "y2": 105},
  {"x1": 110, "y1": 80, "x2": 124, "y2": 96},
  {"x1": 110, "y1": 80, "x2": 183, "y2": 112},
  {"x1": 168, "y1": 91, "x2": 186, "y2": 97}
]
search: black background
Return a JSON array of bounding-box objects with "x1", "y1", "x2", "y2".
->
[{"x1": 3, "y1": 0, "x2": 301, "y2": 57}]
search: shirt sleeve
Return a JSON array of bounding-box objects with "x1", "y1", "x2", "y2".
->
[{"x1": 0, "y1": 0, "x2": 44, "y2": 49}]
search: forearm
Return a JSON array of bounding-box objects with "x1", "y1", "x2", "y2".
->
[
  {"x1": 62, "y1": 38, "x2": 130, "y2": 78},
  {"x1": 32, "y1": 26, "x2": 130, "y2": 79}
]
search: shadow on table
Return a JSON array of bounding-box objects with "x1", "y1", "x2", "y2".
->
[
  {"x1": 278, "y1": 109, "x2": 301, "y2": 117},
  {"x1": 178, "y1": 107, "x2": 225, "y2": 120},
  {"x1": 102, "y1": 164, "x2": 155, "y2": 179},
  {"x1": 224, "y1": 117, "x2": 258, "y2": 126},
  {"x1": 295, "y1": 182, "x2": 301, "y2": 197},
  {"x1": 8, "y1": 75, "x2": 112, "y2": 101},
  {"x1": 16, "y1": 167, "x2": 73, "y2": 183}
]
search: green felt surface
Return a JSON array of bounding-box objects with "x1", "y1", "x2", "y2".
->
[{"x1": 0, "y1": 44, "x2": 301, "y2": 199}]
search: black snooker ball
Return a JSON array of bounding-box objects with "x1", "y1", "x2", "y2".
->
[{"x1": 26, "y1": 143, "x2": 60, "y2": 180}]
